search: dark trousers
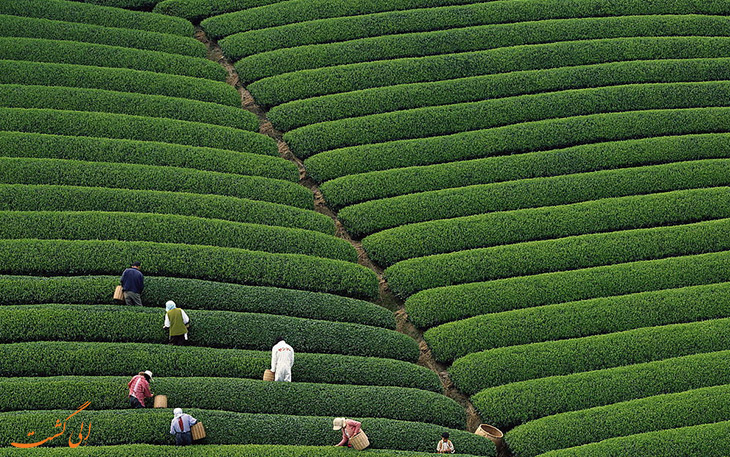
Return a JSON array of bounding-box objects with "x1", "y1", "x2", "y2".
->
[
  {"x1": 169, "y1": 335, "x2": 186, "y2": 346},
  {"x1": 129, "y1": 395, "x2": 144, "y2": 408},
  {"x1": 124, "y1": 291, "x2": 142, "y2": 306},
  {"x1": 175, "y1": 431, "x2": 193, "y2": 446}
]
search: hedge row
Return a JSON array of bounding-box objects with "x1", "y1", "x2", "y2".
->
[
  {"x1": 405, "y1": 250, "x2": 730, "y2": 328},
  {"x1": 0, "y1": 132, "x2": 295, "y2": 181},
  {"x1": 0, "y1": 211, "x2": 354, "y2": 261},
  {"x1": 0, "y1": 184, "x2": 329, "y2": 233},
  {"x1": 471, "y1": 350, "x2": 730, "y2": 426},
  {"x1": 450, "y1": 318, "x2": 730, "y2": 390},
  {"x1": 538, "y1": 421, "x2": 730, "y2": 457},
  {"x1": 387, "y1": 218, "x2": 730, "y2": 298},
  {"x1": 0, "y1": 239, "x2": 378, "y2": 300},
  {"x1": 506, "y1": 384, "x2": 730, "y2": 457},
  {"x1": 1, "y1": 376, "x2": 459, "y2": 427},
  {"x1": 66, "y1": 0, "x2": 167, "y2": 10},
  {"x1": 0, "y1": 60, "x2": 238, "y2": 106},
  {"x1": 0, "y1": 38, "x2": 225, "y2": 81},
  {"x1": 0, "y1": 444, "x2": 483, "y2": 457},
  {"x1": 224, "y1": 0, "x2": 730, "y2": 59},
  {"x1": 0, "y1": 0, "x2": 193, "y2": 35},
  {"x1": 0, "y1": 108, "x2": 276, "y2": 155},
  {"x1": 0, "y1": 276, "x2": 392, "y2": 328},
  {"x1": 0, "y1": 14, "x2": 205, "y2": 57},
  {"x1": 323, "y1": 131, "x2": 730, "y2": 211},
  {"x1": 364, "y1": 186, "x2": 730, "y2": 267},
  {"x1": 286, "y1": 80, "x2": 730, "y2": 158},
  {"x1": 0, "y1": 342, "x2": 439, "y2": 391},
  {"x1": 155, "y1": 0, "x2": 289, "y2": 22},
  {"x1": 270, "y1": 57, "x2": 730, "y2": 131},
  {"x1": 0, "y1": 410, "x2": 493, "y2": 455},
  {"x1": 0, "y1": 304, "x2": 416, "y2": 361},
  {"x1": 248, "y1": 36, "x2": 730, "y2": 106},
  {"x1": 306, "y1": 106, "x2": 730, "y2": 183},
  {"x1": 0, "y1": 85, "x2": 257, "y2": 130},
  {"x1": 0, "y1": 158, "x2": 310, "y2": 209},
  {"x1": 235, "y1": 15, "x2": 730, "y2": 83},
  {"x1": 339, "y1": 158, "x2": 730, "y2": 238},
  {"x1": 426, "y1": 283, "x2": 730, "y2": 362}
]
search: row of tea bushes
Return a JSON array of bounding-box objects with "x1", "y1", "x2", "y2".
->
[
  {"x1": 0, "y1": 185, "x2": 331, "y2": 233},
  {"x1": 0, "y1": 376, "x2": 460, "y2": 427},
  {"x1": 155, "y1": 0, "x2": 286, "y2": 22},
  {"x1": 0, "y1": 239, "x2": 379, "y2": 299},
  {"x1": 0, "y1": 276, "x2": 393, "y2": 328},
  {"x1": 0, "y1": 342, "x2": 440, "y2": 391},
  {"x1": 0, "y1": 304, "x2": 417, "y2": 360}
]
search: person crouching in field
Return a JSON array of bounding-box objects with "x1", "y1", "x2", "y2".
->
[
  {"x1": 163, "y1": 300, "x2": 190, "y2": 345},
  {"x1": 128, "y1": 370, "x2": 153, "y2": 408},
  {"x1": 333, "y1": 417, "x2": 362, "y2": 447},
  {"x1": 271, "y1": 337, "x2": 294, "y2": 382},
  {"x1": 170, "y1": 408, "x2": 198, "y2": 446},
  {"x1": 437, "y1": 431, "x2": 456, "y2": 454}
]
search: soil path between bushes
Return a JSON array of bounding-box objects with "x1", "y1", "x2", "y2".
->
[{"x1": 195, "y1": 27, "x2": 504, "y2": 451}]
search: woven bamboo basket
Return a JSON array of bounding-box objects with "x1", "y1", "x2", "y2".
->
[
  {"x1": 153, "y1": 395, "x2": 167, "y2": 408},
  {"x1": 475, "y1": 424, "x2": 504, "y2": 448},
  {"x1": 263, "y1": 369, "x2": 275, "y2": 381},
  {"x1": 350, "y1": 431, "x2": 370, "y2": 450},
  {"x1": 190, "y1": 422, "x2": 206, "y2": 440},
  {"x1": 113, "y1": 285, "x2": 124, "y2": 302}
]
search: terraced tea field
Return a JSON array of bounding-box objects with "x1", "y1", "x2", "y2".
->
[{"x1": 1, "y1": 0, "x2": 729, "y2": 455}]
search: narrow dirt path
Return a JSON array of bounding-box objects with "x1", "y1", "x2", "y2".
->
[{"x1": 195, "y1": 28, "x2": 500, "y2": 448}]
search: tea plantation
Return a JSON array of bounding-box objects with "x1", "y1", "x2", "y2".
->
[{"x1": 1, "y1": 0, "x2": 728, "y2": 455}]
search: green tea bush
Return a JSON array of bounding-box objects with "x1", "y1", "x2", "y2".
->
[
  {"x1": 226, "y1": 0, "x2": 730, "y2": 59},
  {"x1": 0, "y1": 38, "x2": 224, "y2": 80},
  {"x1": 426, "y1": 283, "x2": 730, "y2": 361},
  {"x1": 0, "y1": 211, "x2": 354, "y2": 261},
  {"x1": 305, "y1": 106, "x2": 730, "y2": 182},
  {"x1": 538, "y1": 421, "x2": 730, "y2": 457},
  {"x1": 0, "y1": 158, "x2": 309, "y2": 208},
  {"x1": 0, "y1": 376, "x2": 462, "y2": 428},
  {"x1": 286, "y1": 80, "x2": 730, "y2": 158},
  {"x1": 0, "y1": 239, "x2": 379, "y2": 299},
  {"x1": 506, "y1": 385, "x2": 730, "y2": 457},
  {"x1": 364, "y1": 187, "x2": 730, "y2": 267},
  {"x1": 270, "y1": 58, "x2": 730, "y2": 131},
  {"x1": 0, "y1": 444, "x2": 483, "y2": 457},
  {"x1": 387, "y1": 218, "x2": 730, "y2": 297},
  {"x1": 0, "y1": 276, "x2": 392, "y2": 327},
  {"x1": 0, "y1": 15, "x2": 204, "y2": 57},
  {"x1": 0, "y1": 410, "x2": 492, "y2": 454},
  {"x1": 328, "y1": 132, "x2": 730, "y2": 212},
  {"x1": 0, "y1": 108, "x2": 275, "y2": 155},
  {"x1": 450, "y1": 318, "x2": 730, "y2": 389},
  {"x1": 0, "y1": 132, "x2": 295, "y2": 180},
  {"x1": 235, "y1": 16, "x2": 730, "y2": 82},
  {"x1": 66, "y1": 0, "x2": 167, "y2": 10},
  {"x1": 155, "y1": 0, "x2": 290, "y2": 22},
  {"x1": 0, "y1": 304, "x2": 416, "y2": 360},
  {"x1": 339, "y1": 158, "x2": 730, "y2": 237},
  {"x1": 0, "y1": 0, "x2": 192, "y2": 35},
  {"x1": 0, "y1": 185, "x2": 331, "y2": 233},
  {"x1": 248, "y1": 36, "x2": 730, "y2": 106},
  {"x1": 405, "y1": 250, "x2": 730, "y2": 328},
  {"x1": 0, "y1": 85, "x2": 257, "y2": 130},
  {"x1": 0, "y1": 342, "x2": 440, "y2": 391},
  {"x1": 0, "y1": 60, "x2": 238, "y2": 105}
]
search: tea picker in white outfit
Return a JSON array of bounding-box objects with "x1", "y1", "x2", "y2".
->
[{"x1": 271, "y1": 336, "x2": 294, "y2": 382}]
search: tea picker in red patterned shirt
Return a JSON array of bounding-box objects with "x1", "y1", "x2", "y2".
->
[
  {"x1": 271, "y1": 337, "x2": 294, "y2": 382},
  {"x1": 127, "y1": 370, "x2": 153, "y2": 408}
]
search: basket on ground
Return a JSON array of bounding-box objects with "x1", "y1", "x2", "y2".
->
[
  {"x1": 350, "y1": 431, "x2": 370, "y2": 450},
  {"x1": 476, "y1": 423, "x2": 504, "y2": 448}
]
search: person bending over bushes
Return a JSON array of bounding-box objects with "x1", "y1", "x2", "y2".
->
[
  {"x1": 333, "y1": 417, "x2": 362, "y2": 447},
  {"x1": 271, "y1": 336, "x2": 294, "y2": 382},
  {"x1": 128, "y1": 370, "x2": 153, "y2": 408},
  {"x1": 170, "y1": 408, "x2": 198, "y2": 446},
  {"x1": 163, "y1": 300, "x2": 190, "y2": 345},
  {"x1": 120, "y1": 261, "x2": 144, "y2": 306}
]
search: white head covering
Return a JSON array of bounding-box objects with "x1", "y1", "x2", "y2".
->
[
  {"x1": 144, "y1": 370, "x2": 153, "y2": 380},
  {"x1": 165, "y1": 300, "x2": 176, "y2": 311},
  {"x1": 173, "y1": 408, "x2": 183, "y2": 418},
  {"x1": 332, "y1": 417, "x2": 346, "y2": 430}
]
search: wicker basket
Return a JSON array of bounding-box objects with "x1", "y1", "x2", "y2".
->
[
  {"x1": 113, "y1": 285, "x2": 124, "y2": 302},
  {"x1": 349, "y1": 431, "x2": 370, "y2": 450},
  {"x1": 475, "y1": 424, "x2": 504, "y2": 448},
  {"x1": 263, "y1": 369, "x2": 275, "y2": 381},
  {"x1": 190, "y1": 422, "x2": 206, "y2": 440},
  {"x1": 153, "y1": 395, "x2": 167, "y2": 408}
]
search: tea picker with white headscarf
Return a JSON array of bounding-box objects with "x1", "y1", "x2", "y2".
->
[
  {"x1": 163, "y1": 300, "x2": 190, "y2": 345},
  {"x1": 170, "y1": 408, "x2": 198, "y2": 446}
]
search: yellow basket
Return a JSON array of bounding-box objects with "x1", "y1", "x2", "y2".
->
[
  {"x1": 263, "y1": 369, "x2": 275, "y2": 381},
  {"x1": 475, "y1": 423, "x2": 504, "y2": 448},
  {"x1": 190, "y1": 422, "x2": 206, "y2": 441},
  {"x1": 153, "y1": 395, "x2": 167, "y2": 408},
  {"x1": 350, "y1": 431, "x2": 370, "y2": 450}
]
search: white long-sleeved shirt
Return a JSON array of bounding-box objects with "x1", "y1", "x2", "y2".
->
[
  {"x1": 164, "y1": 309, "x2": 190, "y2": 339},
  {"x1": 271, "y1": 340, "x2": 294, "y2": 372},
  {"x1": 170, "y1": 413, "x2": 197, "y2": 434},
  {"x1": 437, "y1": 439, "x2": 455, "y2": 453}
]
